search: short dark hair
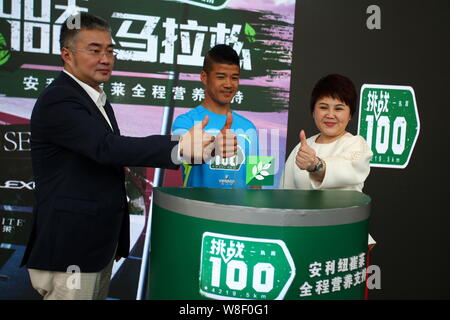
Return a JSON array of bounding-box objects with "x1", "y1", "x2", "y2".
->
[
  {"x1": 310, "y1": 74, "x2": 357, "y2": 117},
  {"x1": 59, "y1": 12, "x2": 110, "y2": 50},
  {"x1": 203, "y1": 44, "x2": 240, "y2": 73}
]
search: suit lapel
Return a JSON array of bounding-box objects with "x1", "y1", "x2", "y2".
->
[
  {"x1": 58, "y1": 72, "x2": 117, "y2": 134},
  {"x1": 103, "y1": 101, "x2": 120, "y2": 135},
  {"x1": 88, "y1": 101, "x2": 114, "y2": 133}
]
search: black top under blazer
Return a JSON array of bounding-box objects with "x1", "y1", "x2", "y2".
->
[{"x1": 21, "y1": 71, "x2": 179, "y2": 272}]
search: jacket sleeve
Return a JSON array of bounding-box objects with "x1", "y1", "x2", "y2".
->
[
  {"x1": 32, "y1": 85, "x2": 179, "y2": 169},
  {"x1": 311, "y1": 136, "x2": 373, "y2": 190}
]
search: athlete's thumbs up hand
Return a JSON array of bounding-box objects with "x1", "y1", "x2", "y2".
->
[
  {"x1": 214, "y1": 112, "x2": 237, "y2": 158},
  {"x1": 221, "y1": 111, "x2": 233, "y2": 133}
]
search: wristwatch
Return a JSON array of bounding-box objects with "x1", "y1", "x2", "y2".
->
[{"x1": 307, "y1": 156, "x2": 324, "y2": 173}]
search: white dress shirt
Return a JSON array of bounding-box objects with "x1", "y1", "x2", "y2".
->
[{"x1": 63, "y1": 70, "x2": 113, "y2": 130}]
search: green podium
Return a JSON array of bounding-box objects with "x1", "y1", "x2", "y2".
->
[{"x1": 145, "y1": 188, "x2": 370, "y2": 300}]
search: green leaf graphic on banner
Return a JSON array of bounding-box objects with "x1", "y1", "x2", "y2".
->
[
  {"x1": 244, "y1": 23, "x2": 256, "y2": 43},
  {"x1": 246, "y1": 156, "x2": 274, "y2": 186},
  {"x1": 0, "y1": 32, "x2": 11, "y2": 66}
]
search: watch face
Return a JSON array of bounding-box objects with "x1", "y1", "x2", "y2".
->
[
  {"x1": 313, "y1": 158, "x2": 323, "y2": 172},
  {"x1": 317, "y1": 158, "x2": 323, "y2": 171},
  {"x1": 307, "y1": 157, "x2": 323, "y2": 173}
]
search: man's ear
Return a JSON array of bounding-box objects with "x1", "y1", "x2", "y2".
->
[
  {"x1": 61, "y1": 47, "x2": 71, "y2": 65},
  {"x1": 200, "y1": 70, "x2": 207, "y2": 86}
]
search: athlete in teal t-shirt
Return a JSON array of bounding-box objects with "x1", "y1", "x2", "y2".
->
[
  {"x1": 172, "y1": 44, "x2": 259, "y2": 188},
  {"x1": 173, "y1": 105, "x2": 258, "y2": 188}
]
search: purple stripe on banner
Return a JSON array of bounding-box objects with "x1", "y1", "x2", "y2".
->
[
  {"x1": 19, "y1": 65, "x2": 286, "y2": 88},
  {"x1": 21, "y1": 64, "x2": 170, "y2": 79},
  {"x1": 21, "y1": 64, "x2": 63, "y2": 71}
]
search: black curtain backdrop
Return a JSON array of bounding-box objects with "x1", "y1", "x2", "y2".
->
[{"x1": 288, "y1": 0, "x2": 450, "y2": 299}]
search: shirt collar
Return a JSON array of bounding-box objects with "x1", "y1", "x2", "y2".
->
[{"x1": 63, "y1": 69, "x2": 106, "y2": 108}]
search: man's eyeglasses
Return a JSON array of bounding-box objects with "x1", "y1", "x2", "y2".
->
[{"x1": 68, "y1": 47, "x2": 118, "y2": 58}]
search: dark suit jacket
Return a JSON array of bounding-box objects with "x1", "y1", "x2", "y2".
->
[{"x1": 21, "y1": 71, "x2": 179, "y2": 272}]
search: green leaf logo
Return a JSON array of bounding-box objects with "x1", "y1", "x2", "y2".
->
[
  {"x1": 244, "y1": 23, "x2": 256, "y2": 43},
  {"x1": 246, "y1": 156, "x2": 274, "y2": 186},
  {"x1": 252, "y1": 161, "x2": 271, "y2": 181},
  {"x1": 0, "y1": 32, "x2": 11, "y2": 66}
]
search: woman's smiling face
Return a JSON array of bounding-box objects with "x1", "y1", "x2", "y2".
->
[{"x1": 313, "y1": 96, "x2": 352, "y2": 143}]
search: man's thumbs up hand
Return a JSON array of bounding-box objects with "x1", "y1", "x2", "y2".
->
[
  {"x1": 179, "y1": 115, "x2": 215, "y2": 164},
  {"x1": 295, "y1": 130, "x2": 318, "y2": 171}
]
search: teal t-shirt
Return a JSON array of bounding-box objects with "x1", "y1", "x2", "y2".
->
[{"x1": 172, "y1": 105, "x2": 258, "y2": 188}]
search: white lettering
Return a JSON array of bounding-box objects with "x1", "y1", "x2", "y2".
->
[
  {"x1": 366, "y1": 265, "x2": 381, "y2": 289},
  {"x1": 66, "y1": 265, "x2": 81, "y2": 290},
  {"x1": 366, "y1": 5, "x2": 381, "y2": 30}
]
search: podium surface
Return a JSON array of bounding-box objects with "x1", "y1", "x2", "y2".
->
[{"x1": 146, "y1": 188, "x2": 370, "y2": 300}]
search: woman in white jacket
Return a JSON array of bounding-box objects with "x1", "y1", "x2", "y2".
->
[{"x1": 280, "y1": 74, "x2": 373, "y2": 192}]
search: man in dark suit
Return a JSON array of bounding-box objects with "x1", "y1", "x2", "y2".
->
[{"x1": 21, "y1": 12, "x2": 233, "y2": 300}]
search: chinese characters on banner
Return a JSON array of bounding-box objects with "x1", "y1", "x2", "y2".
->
[{"x1": 299, "y1": 253, "x2": 367, "y2": 297}]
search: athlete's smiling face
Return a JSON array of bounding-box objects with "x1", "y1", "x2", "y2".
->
[{"x1": 201, "y1": 62, "x2": 240, "y2": 108}]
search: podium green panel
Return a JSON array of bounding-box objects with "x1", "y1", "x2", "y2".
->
[{"x1": 146, "y1": 188, "x2": 370, "y2": 300}]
